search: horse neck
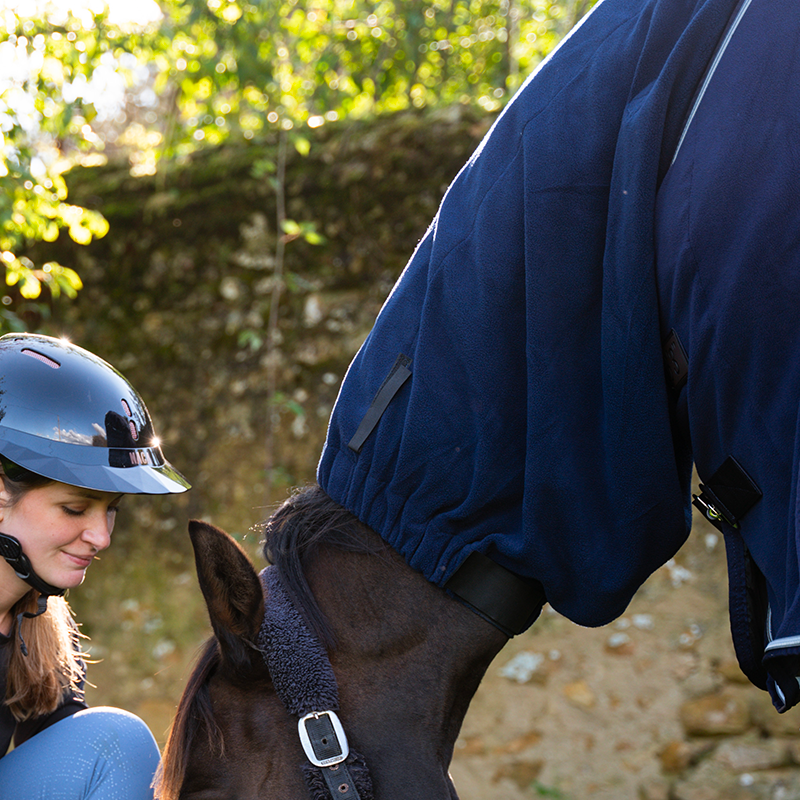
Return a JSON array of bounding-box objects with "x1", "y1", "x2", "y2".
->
[{"x1": 303, "y1": 533, "x2": 508, "y2": 799}]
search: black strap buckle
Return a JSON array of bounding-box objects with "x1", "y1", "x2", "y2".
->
[
  {"x1": 0, "y1": 533, "x2": 26, "y2": 573},
  {"x1": 0, "y1": 532, "x2": 65, "y2": 596},
  {"x1": 692, "y1": 456, "x2": 762, "y2": 532}
]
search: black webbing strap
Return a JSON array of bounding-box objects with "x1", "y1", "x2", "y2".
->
[
  {"x1": 445, "y1": 551, "x2": 546, "y2": 637},
  {"x1": 302, "y1": 713, "x2": 361, "y2": 797},
  {"x1": 348, "y1": 354, "x2": 411, "y2": 454},
  {"x1": 320, "y1": 763, "x2": 361, "y2": 800}
]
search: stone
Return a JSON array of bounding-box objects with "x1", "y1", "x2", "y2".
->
[
  {"x1": 750, "y1": 691, "x2": 800, "y2": 737},
  {"x1": 498, "y1": 651, "x2": 548, "y2": 684},
  {"x1": 658, "y1": 739, "x2": 716, "y2": 773},
  {"x1": 717, "y1": 659, "x2": 750, "y2": 684},
  {"x1": 453, "y1": 736, "x2": 486, "y2": 757},
  {"x1": 491, "y1": 759, "x2": 545, "y2": 790},
  {"x1": 679, "y1": 692, "x2": 751, "y2": 736},
  {"x1": 562, "y1": 679, "x2": 597, "y2": 709},
  {"x1": 713, "y1": 737, "x2": 790, "y2": 772},
  {"x1": 658, "y1": 740, "x2": 694, "y2": 773},
  {"x1": 605, "y1": 631, "x2": 635, "y2": 655},
  {"x1": 638, "y1": 778, "x2": 671, "y2": 800},
  {"x1": 492, "y1": 730, "x2": 543, "y2": 755}
]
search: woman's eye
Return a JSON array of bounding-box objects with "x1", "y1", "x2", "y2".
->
[{"x1": 62, "y1": 506, "x2": 85, "y2": 516}]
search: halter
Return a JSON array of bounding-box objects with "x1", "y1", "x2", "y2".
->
[{"x1": 256, "y1": 567, "x2": 374, "y2": 800}]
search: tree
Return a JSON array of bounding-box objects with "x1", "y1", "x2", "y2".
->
[{"x1": 146, "y1": 0, "x2": 597, "y2": 150}]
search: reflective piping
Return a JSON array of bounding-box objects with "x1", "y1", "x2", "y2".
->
[
  {"x1": 765, "y1": 636, "x2": 800, "y2": 652},
  {"x1": 671, "y1": 0, "x2": 753, "y2": 166},
  {"x1": 764, "y1": 604, "x2": 800, "y2": 652}
]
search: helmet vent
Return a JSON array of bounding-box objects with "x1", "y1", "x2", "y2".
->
[
  {"x1": 21, "y1": 349, "x2": 60, "y2": 369},
  {"x1": 121, "y1": 399, "x2": 132, "y2": 416},
  {"x1": 129, "y1": 420, "x2": 139, "y2": 441}
]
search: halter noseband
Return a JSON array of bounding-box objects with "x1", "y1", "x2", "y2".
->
[{"x1": 257, "y1": 567, "x2": 374, "y2": 800}]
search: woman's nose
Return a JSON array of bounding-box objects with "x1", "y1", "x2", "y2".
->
[{"x1": 81, "y1": 511, "x2": 113, "y2": 551}]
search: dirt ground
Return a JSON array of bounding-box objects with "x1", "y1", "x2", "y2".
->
[{"x1": 448, "y1": 509, "x2": 799, "y2": 800}]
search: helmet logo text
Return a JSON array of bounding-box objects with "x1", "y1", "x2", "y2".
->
[{"x1": 129, "y1": 450, "x2": 152, "y2": 466}]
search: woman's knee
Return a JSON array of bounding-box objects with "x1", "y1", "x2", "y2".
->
[
  {"x1": 73, "y1": 706, "x2": 160, "y2": 764},
  {"x1": 0, "y1": 707, "x2": 160, "y2": 799}
]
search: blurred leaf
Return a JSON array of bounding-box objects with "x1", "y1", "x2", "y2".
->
[
  {"x1": 281, "y1": 219, "x2": 301, "y2": 237},
  {"x1": 293, "y1": 136, "x2": 310, "y2": 156}
]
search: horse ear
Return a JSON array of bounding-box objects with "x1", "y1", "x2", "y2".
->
[{"x1": 188, "y1": 520, "x2": 266, "y2": 672}]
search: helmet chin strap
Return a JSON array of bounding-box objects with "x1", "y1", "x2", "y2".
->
[
  {"x1": 0, "y1": 532, "x2": 65, "y2": 597},
  {"x1": 0, "y1": 532, "x2": 66, "y2": 656}
]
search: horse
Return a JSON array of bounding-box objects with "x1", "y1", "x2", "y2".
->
[
  {"x1": 159, "y1": 0, "x2": 800, "y2": 794},
  {"x1": 155, "y1": 484, "x2": 507, "y2": 800}
]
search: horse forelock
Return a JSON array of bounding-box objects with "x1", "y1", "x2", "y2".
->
[
  {"x1": 259, "y1": 483, "x2": 380, "y2": 648},
  {"x1": 155, "y1": 638, "x2": 224, "y2": 800}
]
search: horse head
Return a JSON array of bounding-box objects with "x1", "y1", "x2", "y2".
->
[{"x1": 157, "y1": 487, "x2": 508, "y2": 799}]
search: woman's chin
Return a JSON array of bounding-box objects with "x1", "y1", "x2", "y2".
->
[{"x1": 45, "y1": 569, "x2": 87, "y2": 591}]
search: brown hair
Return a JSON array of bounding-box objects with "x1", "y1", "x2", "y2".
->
[{"x1": 1, "y1": 464, "x2": 86, "y2": 720}]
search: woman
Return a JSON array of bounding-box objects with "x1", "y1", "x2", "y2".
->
[{"x1": 0, "y1": 333, "x2": 190, "y2": 798}]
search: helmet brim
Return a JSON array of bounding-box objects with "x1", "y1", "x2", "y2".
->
[{"x1": 0, "y1": 429, "x2": 191, "y2": 495}]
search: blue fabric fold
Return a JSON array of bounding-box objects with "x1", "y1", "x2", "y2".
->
[{"x1": 319, "y1": 0, "x2": 739, "y2": 627}]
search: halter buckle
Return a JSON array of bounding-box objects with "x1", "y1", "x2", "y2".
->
[{"x1": 298, "y1": 711, "x2": 349, "y2": 767}]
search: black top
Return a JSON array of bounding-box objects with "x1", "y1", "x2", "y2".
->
[{"x1": 0, "y1": 632, "x2": 88, "y2": 756}]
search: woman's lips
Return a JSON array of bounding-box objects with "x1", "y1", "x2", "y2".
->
[{"x1": 63, "y1": 552, "x2": 94, "y2": 568}]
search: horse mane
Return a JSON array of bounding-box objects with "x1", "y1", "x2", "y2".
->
[
  {"x1": 154, "y1": 638, "x2": 222, "y2": 800},
  {"x1": 260, "y1": 482, "x2": 381, "y2": 648}
]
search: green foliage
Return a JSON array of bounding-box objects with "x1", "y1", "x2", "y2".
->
[
  {"x1": 149, "y1": 0, "x2": 597, "y2": 151},
  {"x1": 3, "y1": 0, "x2": 597, "y2": 333},
  {"x1": 0, "y1": 1, "x2": 124, "y2": 330}
]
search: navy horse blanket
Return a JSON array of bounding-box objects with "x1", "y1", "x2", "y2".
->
[{"x1": 318, "y1": 0, "x2": 800, "y2": 711}]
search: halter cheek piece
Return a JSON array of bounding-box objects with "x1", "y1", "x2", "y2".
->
[
  {"x1": 0, "y1": 532, "x2": 66, "y2": 655},
  {"x1": 257, "y1": 567, "x2": 373, "y2": 800}
]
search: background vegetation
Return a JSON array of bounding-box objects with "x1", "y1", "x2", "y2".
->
[{"x1": 2, "y1": 0, "x2": 596, "y2": 328}]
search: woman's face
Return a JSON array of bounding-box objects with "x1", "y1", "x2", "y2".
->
[{"x1": 0, "y1": 482, "x2": 123, "y2": 591}]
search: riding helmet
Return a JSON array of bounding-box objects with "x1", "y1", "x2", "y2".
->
[{"x1": 0, "y1": 333, "x2": 190, "y2": 494}]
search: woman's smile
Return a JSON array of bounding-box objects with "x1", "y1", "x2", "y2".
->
[{"x1": 61, "y1": 551, "x2": 96, "y2": 569}]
